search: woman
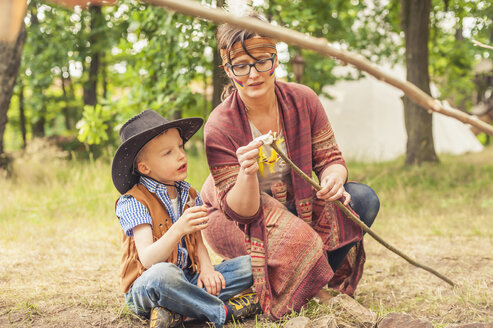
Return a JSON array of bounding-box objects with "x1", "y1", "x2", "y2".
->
[{"x1": 201, "y1": 16, "x2": 380, "y2": 319}]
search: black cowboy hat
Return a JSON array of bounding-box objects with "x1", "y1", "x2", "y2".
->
[{"x1": 111, "y1": 109, "x2": 203, "y2": 194}]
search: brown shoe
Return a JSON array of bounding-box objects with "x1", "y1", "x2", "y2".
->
[{"x1": 149, "y1": 307, "x2": 182, "y2": 328}]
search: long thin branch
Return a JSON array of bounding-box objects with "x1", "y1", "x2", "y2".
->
[
  {"x1": 472, "y1": 40, "x2": 493, "y2": 51},
  {"x1": 145, "y1": 0, "x2": 493, "y2": 137},
  {"x1": 269, "y1": 139, "x2": 455, "y2": 287}
]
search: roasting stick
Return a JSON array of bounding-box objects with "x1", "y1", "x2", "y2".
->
[{"x1": 255, "y1": 132, "x2": 455, "y2": 287}]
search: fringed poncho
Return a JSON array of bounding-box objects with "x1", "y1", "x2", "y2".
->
[{"x1": 202, "y1": 81, "x2": 365, "y2": 319}]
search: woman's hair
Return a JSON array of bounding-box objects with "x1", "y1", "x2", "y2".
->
[{"x1": 216, "y1": 13, "x2": 268, "y2": 100}]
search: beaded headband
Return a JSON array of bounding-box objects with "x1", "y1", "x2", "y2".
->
[{"x1": 220, "y1": 37, "x2": 277, "y2": 67}]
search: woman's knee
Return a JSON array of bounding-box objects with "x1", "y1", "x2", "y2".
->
[{"x1": 344, "y1": 182, "x2": 380, "y2": 227}]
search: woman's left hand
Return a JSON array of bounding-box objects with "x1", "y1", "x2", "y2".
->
[
  {"x1": 197, "y1": 267, "x2": 226, "y2": 296},
  {"x1": 317, "y1": 173, "x2": 350, "y2": 205}
]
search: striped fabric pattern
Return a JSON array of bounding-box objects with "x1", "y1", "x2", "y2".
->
[
  {"x1": 116, "y1": 176, "x2": 203, "y2": 269},
  {"x1": 312, "y1": 122, "x2": 344, "y2": 178}
]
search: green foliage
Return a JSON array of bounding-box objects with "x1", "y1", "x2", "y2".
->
[
  {"x1": 477, "y1": 132, "x2": 490, "y2": 145},
  {"x1": 76, "y1": 104, "x2": 115, "y2": 145},
  {"x1": 21, "y1": 1, "x2": 80, "y2": 134},
  {"x1": 428, "y1": 0, "x2": 492, "y2": 110},
  {"x1": 9, "y1": 0, "x2": 130, "y2": 150},
  {"x1": 258, "y1": 0, "x2": 387, "y2": 94},
  {"x1": 5, "y1": 0, "x2": 491, "y2": 153},
  {"x1": 110, "y1": 1, "x2": 215, "y2": 122}
]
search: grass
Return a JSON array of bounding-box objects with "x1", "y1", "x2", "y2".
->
[{"x1": 0, "y1": 140, "x2": 492, "y2": 327}]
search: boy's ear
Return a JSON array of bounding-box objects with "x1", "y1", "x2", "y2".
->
[{"x1": 136, "y1": 161, "x2": 150, "y2": 175}]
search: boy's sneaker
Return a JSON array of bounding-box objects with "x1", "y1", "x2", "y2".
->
[
  {"x1": 225, "y1": 292, "x2": 262, "y2": 322},
  {"x1": 149, "y1": 307, "x2": 183, "y2": 328}
]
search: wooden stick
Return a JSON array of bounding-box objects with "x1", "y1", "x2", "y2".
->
[
  {"x1": 269, "y1": 138, "x2": 455, "y2": 287},
  {"x1": 145, "y1": 0, "x2": 493, "y2": 137},
  {"x1": 472, "y1": 40, "x2": 493, "y2": 51}
]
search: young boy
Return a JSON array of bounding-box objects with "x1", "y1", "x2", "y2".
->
[{"x1": 112, "y1": 110, "x2": 259, "y2": 328}]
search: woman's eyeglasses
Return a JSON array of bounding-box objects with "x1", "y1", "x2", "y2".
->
[{"x1": 226, "y1": 54, "x2": 276, "y2": 77}]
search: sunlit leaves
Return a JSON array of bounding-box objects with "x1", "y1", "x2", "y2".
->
[
  {"x1": 11, "y1": 0, "x2": 492, "y2": 150},
  {"x1": 76, "y1": 104, "x2": 113, "y2": 144}
]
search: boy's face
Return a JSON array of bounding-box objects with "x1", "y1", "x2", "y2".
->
[{"x1": 136, "y1": 128, "x2": 187, "y2": 185}]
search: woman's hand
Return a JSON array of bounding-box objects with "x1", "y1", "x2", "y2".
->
[
  {"x1": 197, "y1": 267, "x2": 226, "y2": 296},
  {"x1": 236, "y1": 139, "x2": 263, "y2": 175},
  {"x1": 174, "y1": 205, "x2": 209, "y2": 236},
  {"x1": 317, "y1": 173, "x2": 350, "y2": 205}
]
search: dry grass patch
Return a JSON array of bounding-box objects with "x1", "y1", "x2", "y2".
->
[{"x1": 1, "y1": 143, "x2": 492, "y2": 327}]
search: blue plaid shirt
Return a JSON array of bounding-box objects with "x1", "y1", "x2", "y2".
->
[{"x1": 116, "y1": 176, "x2": 203, "y2": 269}]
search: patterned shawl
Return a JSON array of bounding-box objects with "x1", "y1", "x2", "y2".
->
[{"x1": 204, "y1": 81, "x2": 363, "y2": 317}]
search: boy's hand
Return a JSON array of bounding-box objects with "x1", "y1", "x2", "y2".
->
[
  {"x1": 197, "y1": 267, "x2": 226, "y2": 296},
  {"x1": 175, "y1": 206, "x2": 209, "y2": 236}
]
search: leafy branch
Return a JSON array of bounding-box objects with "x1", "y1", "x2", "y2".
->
[{"x1": 146, "y1": 0, "x2": 493, "y2": 137}]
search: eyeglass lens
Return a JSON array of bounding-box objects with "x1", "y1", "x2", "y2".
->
[{"x1": 231, "y1": 55, "x2": 275, "y2": 76}]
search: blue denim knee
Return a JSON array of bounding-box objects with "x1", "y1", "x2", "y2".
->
[{"x1": 345, "y1": 182, "x2": 380, "y2": 227}]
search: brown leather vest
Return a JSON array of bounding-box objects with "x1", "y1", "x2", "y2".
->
[{"x1": 117, "y1": 183, "x2": 201, "y2": 293}]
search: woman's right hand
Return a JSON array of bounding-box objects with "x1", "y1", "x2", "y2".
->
[
  {"x1": 236, "y1": 139, "x2": 263, "y2": 176},
  {"x1": 175, "y1": 205, "x2": 209, "y2": 235}
]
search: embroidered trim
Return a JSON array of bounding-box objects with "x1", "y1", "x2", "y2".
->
[
  {"x1": 298, "y1": 199, "x2": 313, "y2": 223},
  {"x1": 270, "y1": 182, "x2": 287, "y2": 205}
]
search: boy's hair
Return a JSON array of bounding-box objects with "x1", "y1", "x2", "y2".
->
[{"x1": 133, "y1": 129, "x2": 167, "y2": 174}]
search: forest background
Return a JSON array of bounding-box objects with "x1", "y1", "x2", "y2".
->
[{"x1": 1, "y1": 0, "x2": 492, "y2": 158}]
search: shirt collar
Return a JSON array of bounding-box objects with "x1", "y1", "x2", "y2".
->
[{"x1": 139, "y1": 176, "x2": 191, "y2": 196}]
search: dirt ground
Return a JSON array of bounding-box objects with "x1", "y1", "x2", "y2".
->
[{"x1": 1, "y1": 217, "x2": 492, "y2": 327}]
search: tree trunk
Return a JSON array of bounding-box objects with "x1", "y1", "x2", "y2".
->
[
  {"x1": 101, "y1": 52, "x2": 108, "y2": 99},
  {"x1": 400, "y1": 0, "x2": 438, "y2": 165},
  {"x1": 67, "y1": 71, "x2": 79, "y2": 125},
  {"x1": 19, "y1": 78, "x2": 26, "y2": 148},
  {"x1": 61, "y1": 70, "x2": 72, "y2": 130},
  {"x1": 32, "y1": 101, "x2": 45, "y2": 138},
  {"x1": 212, "y1": 48, "x2": 229, "y2": 109},
  {"x1": 0, "y1": 23, "x2": 26, "y2": 157},
  {"x1": 212, "y1": 0, "x2": 229, "y2": 109},
  {"x1": 29, "y1": 7, "x2": 46, "y2": 138},
  {"x1": 83, "y1": 5, "x2": 102, "y2": 107}
]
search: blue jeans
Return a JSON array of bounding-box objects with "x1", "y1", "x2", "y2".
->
[
  {"x1": 327, "y1": 182, "x2": 380, "y2": 271},
  {"x1": 125, "y1": 255, "x2": 253, "y2": 327}
]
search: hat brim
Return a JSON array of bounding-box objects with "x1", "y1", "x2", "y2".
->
[{"x1": 111, "y1": 117, "x2": 203, "y2": 194}]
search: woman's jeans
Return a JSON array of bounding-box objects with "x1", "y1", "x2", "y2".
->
[
  {"x1": 125, "y1": 255, "x2": 253, "y2": 327},
  {"x1": 327, "y1": 182, "x2": 380, "y2": 271}
]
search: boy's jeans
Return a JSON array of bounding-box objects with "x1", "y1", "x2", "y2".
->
[{"x1": 125, "y1": 255, "x2": 253, "y2": 327}]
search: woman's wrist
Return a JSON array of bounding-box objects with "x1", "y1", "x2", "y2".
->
[{"x1": 321, "y1": 164, "x2": 347, "y2": 185}]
